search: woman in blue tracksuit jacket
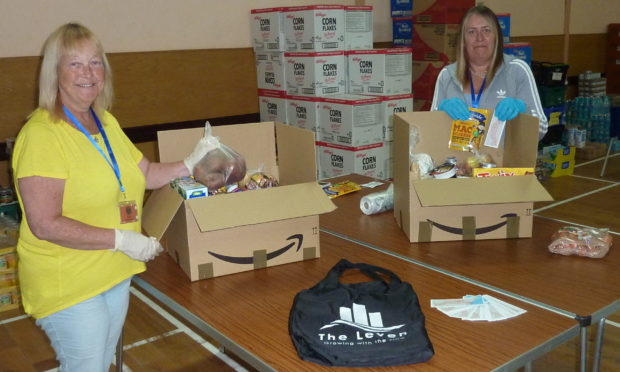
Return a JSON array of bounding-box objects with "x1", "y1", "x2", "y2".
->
[{"x1": 431, "y1": 5, "x2": 548, "y2": 140}]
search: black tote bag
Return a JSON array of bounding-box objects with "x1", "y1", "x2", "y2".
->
[{"x1": 289, "y1": 259, "x2": 434, "y2": 367}]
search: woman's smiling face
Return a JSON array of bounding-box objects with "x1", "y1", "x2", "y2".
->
[{"x1": 58, "y1": 40, "x2": 104, "y2": 112}]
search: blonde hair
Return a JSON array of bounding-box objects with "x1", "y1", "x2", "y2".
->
[
  {"x1": 38, "y1": 22, "x2": 113, "y2": 121},
  {"x1": 455, "y1": 5, "x2": 504, "y2": 88}
]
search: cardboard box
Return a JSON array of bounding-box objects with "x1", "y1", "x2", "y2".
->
[
  {"x1": 504, "y1": 42, "x2": 532, "y2": 65},
  {"x1": 392, "y1": 17, "x2": 413, "y2": 47},
  {"x1": 393, "y1": 111, "x2": 553, "y2": 242},
  {"x1": 382, "y1": 94, "x2": 414, "y2": 141},
  {"x1": 143, "y1": 122, "x2": 336, "y2": 281},
  {"x1": 318, "y1": 94, "x2": 384, "y2": 147},
  {"x1": 286, "y1": 95, "x2": 320, "y2": 139},
  {"x1": 317, "y1": 141, "x2": 386, "y2": 180},
  {"x1": 384, "y1": 140, "x2": 394, "y2": 179},
  {"x1": 284, "y1": 5, "x2": 344, "y2": 52},
  {"x1": 412, "y1": 60, "x2": 447, "y2": 100},
  {"x1": 390, "y1": 0, "x2": 413, "y2": 17},
  {"x1": 347, "y1": 48, "x2": 413, "y2": 96},
  {"x1": 258, "y1": 89, "x2": 288, "y2": 123},
  {"x1": 541, "y1": 146, "x2": 575, "y2": 177},
  {"x1": 543, "y1": 104, "x2": 565, "y2": 127},
  {"x1": 251, "y1": 7, "x2": 286, "y2": 52},
  {"x1": 284, "y1": 51, "x2": 346, "y2": 96},
  {"x1": 413, "y1": 98, "x2": 432, "y2": 111},
  {"x1": 412, "y1": 0, "x2": 474, "y2": 24},
  {"x1": 412, "y1": 24, "x2": 459, "y2": 62},
  {"x1": 344, "y1": 6, "x2": 373, "y2": 51},
  {"x1": 497, "y1": 13, "x2": 511, "y2": 43},
  {"x1": 255, "y1": 51, "x2": 285, "y2": 91}
]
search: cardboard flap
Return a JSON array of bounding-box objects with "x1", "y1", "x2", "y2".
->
[
  {"x1": 187, "y1": 182, "x2": 336, "y2": 232},
  {"x1": 275, "y1": 123, "x2": 317, "y2": 185},
  {"x1": 413, "y1": 175, "x2": 553, "y2": 206},
  {"x1": 142, "y1": 186, "x2": 184, "y2": 240},
  {"x1": 158, "y1": 127, "x2": 204, "y2": 162}
]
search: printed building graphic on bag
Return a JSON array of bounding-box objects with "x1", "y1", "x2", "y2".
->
[{"x1": 318, "y1": 303, "x2": 407, "y2": 345}]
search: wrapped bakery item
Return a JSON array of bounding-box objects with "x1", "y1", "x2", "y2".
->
[
  {"x1": 410, "y1": 153, "x2": 434, "y2": 180},
  {"x1": 548, "y1": 226, "x2": 613, "y2": 258},
  {"x1": 193, "y1": 138, "x2": 247, "y2": 192}
]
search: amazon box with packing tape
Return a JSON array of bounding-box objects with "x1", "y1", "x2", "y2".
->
[
  {"x1": 142, "y1": 122, "x2": 336, "y2": 281},
  {"x1": 392, "y1": 111, "x2": 553, "y2": 242}
]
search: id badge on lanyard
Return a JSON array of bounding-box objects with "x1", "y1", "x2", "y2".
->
[{"x1": 63, "y1": 106, "x2": 138, "y2": 224}]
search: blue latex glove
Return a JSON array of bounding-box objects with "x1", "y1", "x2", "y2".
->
[
  {"x1": 495, "y1": 97, "x2": 526, "y2": 121},
  {"x1": 438, "y1": 97, "x2": 470, "y2": 121}
]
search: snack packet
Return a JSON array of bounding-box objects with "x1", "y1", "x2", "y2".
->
[
  {"x1": 323, "y1": 181, "x2": 361, "y2": 199},
  {"x1": 448, "y1": 108, "x2": 491, "y2": 152}
]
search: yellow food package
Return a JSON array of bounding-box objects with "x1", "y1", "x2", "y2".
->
[
  {"x1": 473, "y1": 168, "x2": 535, "y2": 177},
  {"x1": 448, "y1": 108, "x2": 491, "y2": 152},
  {"x1": 323, "y1": 181, "x2": 362, "y2": 199}
]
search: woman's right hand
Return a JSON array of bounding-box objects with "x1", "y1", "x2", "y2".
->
[
  {"x1": 438, "y1": 97, "x2": 470, "y2": 121},
  {"x1": 112, "y1": 229, "x2": 163, "y2": 262}
]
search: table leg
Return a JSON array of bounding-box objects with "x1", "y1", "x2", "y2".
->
[
  {"x1": 579, "y1": 325, "x2": 588, "y2": 372},
  {"x1": 524, "y1": 361, "x2": 533, "y2": 372},
  {"x1": 592, "y1": 317, "x2": 607, "y2": 372},
  {"x1": 116, "y1": 330, "x2": 124, "y2": 372}
]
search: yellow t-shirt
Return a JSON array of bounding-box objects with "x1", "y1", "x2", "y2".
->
[{"x1": 12, "y1": 108, "x2": 146, "y2": 318}]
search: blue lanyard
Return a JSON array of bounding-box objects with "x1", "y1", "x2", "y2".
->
[
  {"x1": 63, "y1": 106, "x2": 125, "y2": 193},
  {"x1": 469, "y1": 71, "x2": 486, "y2": 109}
]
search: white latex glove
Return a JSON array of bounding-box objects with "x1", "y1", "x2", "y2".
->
[
  {"x1": 183, "y1": 121, "x2": 221, "y2": 176},
  {"x1": 112, "y1": 229, "x2": 163, "y2": 262}
]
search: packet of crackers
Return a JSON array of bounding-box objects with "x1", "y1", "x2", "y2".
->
[
  {"x1": 323, "y1": 180, "x2": 361, "y2": 199},
  {"x1": 448, "y1": 108, "x2": 491, "y2": 152}
]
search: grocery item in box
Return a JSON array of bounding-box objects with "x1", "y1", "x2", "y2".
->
[
  {"x1": 448, "y1": 108, "x2": 490, "y2": 152},
  {"x1": 171, "y1": 177, "x2": 209, "y2": 199},
  {"x1": 473, "y1": 168, "x2": 535, "y2": 177}
]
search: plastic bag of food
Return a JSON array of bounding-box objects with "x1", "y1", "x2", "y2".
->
[
  {"x1": 548, "y1": 226, "x2": 613, "y2": 258},
  {"x1": 192, "y1": 124, "x2": 246, "y2": 191}
]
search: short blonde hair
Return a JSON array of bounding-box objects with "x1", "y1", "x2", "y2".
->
[
  {"x1": 38, "y1": 23, "x2": 114, "y2": 121},
  {"x1": 455, "y1": 6, "x2": 504, "y2": 88}
]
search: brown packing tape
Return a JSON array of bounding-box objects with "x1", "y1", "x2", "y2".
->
[
  {"x1": 418, "y1": 221, "x2": 432, "y2": 242},
  {"x1": 198, "y1": 263, "x2": 213, "y2": 280},
  {"x1": 303, "y1": 246, "x2": 316, "y2": 260},
  {"x1": 253, "y1": 249, "x2": 267, "y2": 269},
  {"x1": 506, "y1": 215, "x2": 520, "y2": 238},
  {"x1": 462, "y1": 216, "x2": 476, "y2": 240}
]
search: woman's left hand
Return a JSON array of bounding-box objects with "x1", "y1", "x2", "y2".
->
[{"x1": 495, "y1": 97, "x2": 526, "y2": 121}]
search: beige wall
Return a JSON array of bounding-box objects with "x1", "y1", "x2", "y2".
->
[
  {"x1": 482, "y1": 0, "x2": 619, "y2": 36},
  {"x1": 0, "y1": 0, "x2": 391, "y2": 58}
]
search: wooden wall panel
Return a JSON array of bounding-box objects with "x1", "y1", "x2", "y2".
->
[
  {"x1": 0, "y1": 34, "x2": 607, "y2": 150},
  {"x1": 0, "y1": 48, "x2": 259, "y2": 140},
  {"x1": 512, "y1": 33, "x2": 606, "y2": 76}
]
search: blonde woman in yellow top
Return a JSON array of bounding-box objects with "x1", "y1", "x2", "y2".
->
[{"x1": 12, "y1": 23, "x2": 217, "y2": 372}]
